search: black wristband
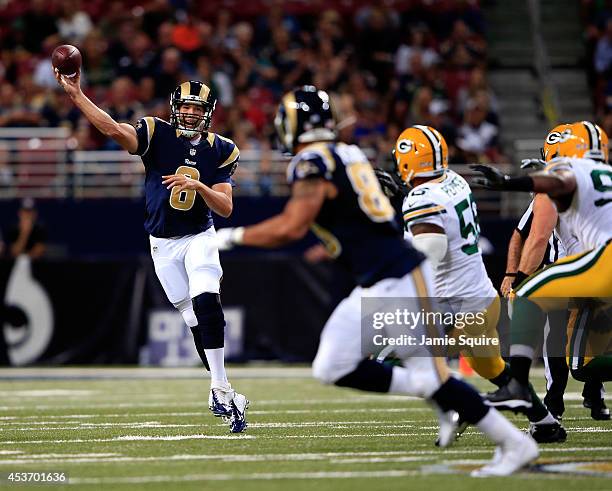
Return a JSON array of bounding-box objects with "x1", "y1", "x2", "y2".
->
[
  {"x1": 504, "y1": 175, "x2": 534, "y2": 192},
  {"x1": 504, "y1": 272, "x2": 517, "y2": 277},
  {"x1": 514, "y1": 270, "x2": 529, "y2": 286}
]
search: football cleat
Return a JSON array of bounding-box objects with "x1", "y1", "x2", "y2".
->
[
  {"x1": 228, "y1": 392, "x2": 249, "y2": 433},
  {"x1": 471, "y1": 434, "x2": 539, "y2": 477},
  {"x1": 583, "y1": 398, "x2": 611, "y2": 421},
  {"x1": 528, "y1": 422, "x2": 567, "y2": 443},
  {"x1": 208, "y1": 386, "x2": 234, "y2": 418},
  {"x1": 485, "y1": 378, "x2": 532, "y2": 411},
  {"x1": 434, "y1": 409, "x2": 459, "y2": 448},
  {"x1": 543, "y1": 394, "x2": 564, "y2": 421}
]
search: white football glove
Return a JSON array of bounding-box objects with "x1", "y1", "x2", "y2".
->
[{"x1": 215, "y1": 227, "x2": 245, "y2": 251}]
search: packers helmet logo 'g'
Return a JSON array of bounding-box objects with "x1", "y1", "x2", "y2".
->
[
  {"x1": 393, "y1": 125, "x2": 448, "y2": 184},
  {"x1": 396, "y1": 139, "x2": 413, "y2": 154},
  {"x1": 545, "y1": 129, "x2": 572, "y2": 145},
  {"x1": 543, "y1": 121, "x2": 609, "y2": 163}
]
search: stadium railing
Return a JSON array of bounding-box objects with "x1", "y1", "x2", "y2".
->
[{"x1": 0, "y1": 127, "x2": 520, "y2": 215}]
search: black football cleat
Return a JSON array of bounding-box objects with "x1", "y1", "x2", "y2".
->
[
  {"x1": 544, "y1": 394, "x2": 565, "y2": 421},
  {"x1": 529, "y1": 422, "x2": 567, "y2": 443},
  {"x1": 485, "y1": 378, "x2": 533, "y2": 411},
  {"x1": 583, "y1": 398, "x2": 611, "y2": 421}
]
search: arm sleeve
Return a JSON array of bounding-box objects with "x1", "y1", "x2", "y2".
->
[
  {"x1": 213, "y1": 136, "x2": 240, "y2": 185},
  {"x1": 402, "y1": 190, "x2": 446, "y2": 232},
  {"x1": 129, "y1": 117, "x2": 156, "y2": 157}
]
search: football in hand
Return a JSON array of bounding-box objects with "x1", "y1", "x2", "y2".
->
[{"x1": 52, "y1": 44, "x2": 82, "y2": 77}]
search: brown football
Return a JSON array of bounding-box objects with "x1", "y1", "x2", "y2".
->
[{"x1": 52, "y1": 44, "x2": 82, "y2": 77}]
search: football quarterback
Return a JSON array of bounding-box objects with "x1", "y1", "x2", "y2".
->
[{"x1": 55, "y1": 71, "x2": 248, "y2": 433}]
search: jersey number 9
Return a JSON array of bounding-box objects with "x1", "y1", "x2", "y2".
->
[{"x1": 169, "y1": 165, "x2": 201, "y2": 211}]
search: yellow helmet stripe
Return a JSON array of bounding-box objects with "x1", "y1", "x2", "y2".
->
[
  {"x1": 414, "y1": 125, "x2": 441, "y2": 170},
  {"x1": 199, "y1": 83, "x2": 210, "y2": 100},
  {"x1": 179, "y1": 82, "x2": 190, "y2": 99}
]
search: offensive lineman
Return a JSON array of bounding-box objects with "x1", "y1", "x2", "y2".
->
[
  {"x1": 55, "y1": 70, "x2": 248, "y2": 432},
  {"x1": 473, "y1": 121, "x2": 612, "y2": 411},
  {"x1": 395, "y1": 126, "x2": 565, "y2": 442},
  {"x1": 217, "y1": 85, "x2": 539, "y2": 476}
]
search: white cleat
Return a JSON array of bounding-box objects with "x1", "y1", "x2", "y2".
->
[
  {"x1": 229, "y1": 392, "x2": 249, "y2": 433},
  {"x1": 208, "y1": 385, "x2": 235, "y2": 418},
  {"x1": 435, "y1": 409, "x2": 459, "y2": 448},
  {"x1": 471, "y1": 434, "x2": 539, "y2": 477}
]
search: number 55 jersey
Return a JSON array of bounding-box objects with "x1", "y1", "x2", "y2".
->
[
  {"x1": 286, "y1": 141, "x2": 424, "y2": 287},
  {"x1": 131, "y1": 117, "x2": 240, "y2": 238},
  {"x1": 402, "y1": 169, "x2": 497, "y2": 299}
]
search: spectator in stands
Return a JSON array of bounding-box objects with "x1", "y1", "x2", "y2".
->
[
  {"x1": 395, "y1": 25, "x2": 439, "y2": 78},
  {"x1": 6, "y1": 198, "x2": 47, "y2": 259},
  {"x1": 17, "y1": 0, "x2": 59, "y2": 55},
  {"x1": 456, "y1": 98, "x2": 502, "y2": 163},
  {"x1": 81, "y1": 29, "x2": 114, "y2": 88},
  {"x1": 439, "y1": 19, "x2": 486, "y2": 69},
  {"x1": 56, "y1": 0, "x2": 93, "y2": 44},
  {"x1": 154, "y1": 47, "x2": 188, "y2": 99}
]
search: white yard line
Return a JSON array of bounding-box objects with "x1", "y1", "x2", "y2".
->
[{"x1": 1, "y1": 447, "x2": 609, "y2": 467}]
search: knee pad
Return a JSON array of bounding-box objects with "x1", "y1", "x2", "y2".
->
[
  {"x1": 175, "y1": 299, "x2": 198, "y2": 328},
  {"x1": 192, "y1": 292, "x2": 225, "y2": 349}
]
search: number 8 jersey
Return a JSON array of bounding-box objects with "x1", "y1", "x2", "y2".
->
[
  {"x1": 402, "y1": 169, "x2": 496, "y2": 299},
  {"x1": 287, "y1": 141, "x2": 424, "y2": 287},
  {"x1": 131, "y1": 117, "x2": 239, "y2": 238}
]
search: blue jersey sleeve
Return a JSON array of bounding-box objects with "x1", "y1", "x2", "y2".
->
[
  {"x1": 287, "y1": 145, "x2": 335, "y2": 184},
  {"x1": 130, "y1": 117, "x2": 157, "y2": 157},
  {"x1": 212, "y1": 134, "x2": 240, "y2": 185}
]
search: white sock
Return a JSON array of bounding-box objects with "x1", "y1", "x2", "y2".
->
[
  {"x1": 389, "y1": 366, "x2": 412, "y2": 394},
  {"x1": 476, "y1": 408, "x2": 524, "y2": 445},
  {"x1": 533, "y1": 412, "x2": 557, "y2": 425},
  {"x1": 205, "y1": 348, "x2": 229, "y2": 388}
]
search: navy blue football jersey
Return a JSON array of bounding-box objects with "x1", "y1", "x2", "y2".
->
[
  {"x1": 131, "y1": 117, "x2": 239, "y2": 238},
  {"x1": 287, "y1": 142, "x2": 424, "y2": 286}
]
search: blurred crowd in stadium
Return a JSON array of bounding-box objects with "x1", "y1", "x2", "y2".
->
[
  {"x1": 583, "y1": 0, "x2": 612, "y2": 130},
  {"x1": 0, "y1": 0, "x2": 506, "y2": 175}
]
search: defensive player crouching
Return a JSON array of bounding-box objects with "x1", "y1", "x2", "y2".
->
[
  {"x1": 472, "y1": 121, "x2": 612, "y2": 415},
  {"x1": 217, "y1": 86, "x2": 539, "y2": 476},
  {"x1": 55, "y1": 70, "x2": 248, "y2": 432}
]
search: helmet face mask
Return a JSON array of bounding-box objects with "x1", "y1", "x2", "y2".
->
[
  {"x1": 274, "y1": 86, "x2": 337, "y2": 154},
  {"x1": 393, "y1": 125, "x2": 448, "y2": 185},
  {"x1": 170, "y1": 81, "x2": 216, "y2": 138}
]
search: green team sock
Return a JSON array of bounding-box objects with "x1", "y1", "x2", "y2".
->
[{"x1": 524, "y1": 382, "x2": 553, "y2": 423}]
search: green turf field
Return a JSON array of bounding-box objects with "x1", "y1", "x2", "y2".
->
[{"x1": 0, "y1": 367, "x2": 610, "y2": 490}]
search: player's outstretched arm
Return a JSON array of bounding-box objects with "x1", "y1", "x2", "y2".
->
[
  {"x1": 55, "y1": 69, "x2": 138, "y2": 154},
  {"x1": 470, "y1": 164, "x2": 577, "y2": 198},
  {"x1": 517, "y1": 194, "x2": 557, "y2": 277},
  {"x1": 217, "y1": 178, "x2": 328, "y2": 249}
]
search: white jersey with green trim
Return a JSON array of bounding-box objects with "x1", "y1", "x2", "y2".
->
[
  {"x1": 402, "y1": 169, "x2": 496, "y2": 302},
  {"x1": 547, "y1": 157, "x2": 612, "y2": 250}
]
